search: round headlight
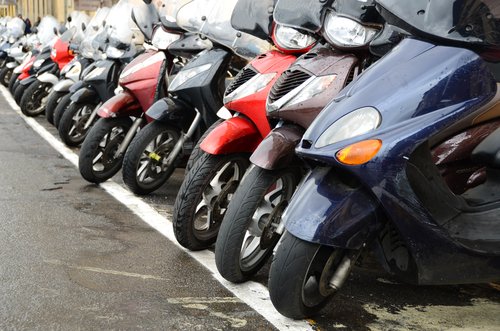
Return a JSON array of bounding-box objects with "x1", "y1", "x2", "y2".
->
[
  {"x1": 273, "y1": 25, "x2": 316, "y2": 52},
  {"x1": 323, "y1": 13, "x2": 379, "y2": 48}
]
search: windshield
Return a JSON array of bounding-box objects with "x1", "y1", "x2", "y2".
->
[
  {"x1": 106, "y1": 0, "x2": 143, "y2": 48},
  {"x1": 176, "y1": 0, "x2": 272, "y2": 59},
  {"x1": 231, "y1": 0, "x2": 275, "y2": 40},
  {"x1": 156, "y1": 0, "x2": 191, "y2": 27},
  {"x1": 132, "y1": 1, "x2": 160, "y2": 41},
  {"x1": 79, "y1": 8, "x2": 110, "y2": 59},
  {"x1": 37, "y1": 16, "x2": 59, "y2": 46},
  {"x1": 6, "y1": 17, "x2": 25, "y2": 39},
  {"x1": 377, "y1": 0, "x2": 500, "y2": 46},
  {"x1": 66, "y1": 11, "x2": 90, "y2": 44},
  {"x1": 274, "y1": 0, "x2": 326, "y2": 33}
]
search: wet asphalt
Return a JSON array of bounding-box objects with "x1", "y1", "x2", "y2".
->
[{"x1": 0, "y1": 90, "x2": 499, "y2": 330}]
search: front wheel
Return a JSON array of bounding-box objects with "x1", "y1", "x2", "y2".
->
[
  {"x1": 79, "y1": 117, "x2": 133, "y2": 183},
  {"x1": 13, "y1": 82, "x2": 27, "y2": 105},
  {"x1": 45, "y1": 91, "x2": 66, "y2": 125},
  {"x1": 122, "y1": 122, "x2": 180, "y2": 195},
  {"x1": 53, "y1": 93, "x2": 72, "y2": 128},
  {"x1": 8, "y1": 72, "x2": 19, "y2": 94},
  {"x1": 269, "y1": 232, "x2": 352, "y2": 319},
  {"x1": 58, "y1": 101, "x2": 100, "y2": 146},
  {"x1": 173, "y1": 152, "x2": 250, "y2": 250},
  {"x1": 0, "y1": 66, "x2": 13, "y2": 86},
  {"x1": 215, "y1": 166, "x2": 301, "y2": 283},
  {"x1": 20, "y1": 80, "x2": 51, "y2": 116}
]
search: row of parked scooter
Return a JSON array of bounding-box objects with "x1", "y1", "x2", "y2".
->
[{"x1": 3, "y1": 0, "x2": 500, "y2": 320}]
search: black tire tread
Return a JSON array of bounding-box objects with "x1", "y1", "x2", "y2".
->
[
  {"x1": 45, "y1": 91, "x2": 65, "y2": 125},
  {"x1": 8, "y1": 72, "x2": 19, "y2": 94},
  {"x1": 185, "y1": 119, "x2": 223, "y2": 173},
  {"x1": 20, "y1": 80, "x2": 47, "y2": 117},
  {"x1": 79, "y1": 117, "x2": 132, "y2": 183},
  {"x1": 13, "y1": 82, "x2": 25, "y2": 105},
  {"x1": 0, "y1": 67, "x2": 12, "y2": 86},
  {"x1": 53, "y1": 93, "x2": 72, "y2": 128}
]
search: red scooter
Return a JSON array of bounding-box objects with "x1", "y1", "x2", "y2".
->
[
  {"x1": 78, "y1": 1, "x2": 205, "y2": 183},
  {"x1": 172, "y1": 0, "x2": 317, "y2": 250}
]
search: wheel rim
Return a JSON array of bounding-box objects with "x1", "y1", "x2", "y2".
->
[
  {"x1": 91, "y1": 125, "x2": 127, "y2": 174},
  {"x1": 26, "y1": 84, "x2": 50, "y2": 114},
  {"x1": 239, "y1": 172, "x2": 296, "y2": 271},
  {"x1": 135, "y1": 129, "x2": 177, "y2": 187},
  {"x1": 193, "y1": 158, "x2": 248, "y2": 241},
  {"x1": 68, "y1": 103, "x2": 100, "y2": 142},
  {"x1": 302, "y1": 247, "x2": 342, "y2": 308}
]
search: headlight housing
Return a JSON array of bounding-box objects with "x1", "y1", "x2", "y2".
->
[
  {"x1": 323, "y1": 12, "x2": 379, "y2": 49},
  {"x1": 272, "y1": 25, "x2": 316, "y2": 52},
  {"x1": 224, "y1": 72, "x2": 276, "y2": 104},
  {"x1": 315, "y1": 106, "x2": 381, "y2": 148},
  {"x1": 169, "y1": 63, "x2": 212, "y2": 91}
]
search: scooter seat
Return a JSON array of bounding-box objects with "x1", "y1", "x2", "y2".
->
[{"x1": 472, "y1": 127, "x2": 500, "y2": 168}]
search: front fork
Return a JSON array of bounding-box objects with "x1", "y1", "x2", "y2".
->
[
  {"x1": 114, "y1": 117, "x2": 146, "y2": 158},
  {"x1": 164, "y1": 109, "x2": 202, "y2": 167}
]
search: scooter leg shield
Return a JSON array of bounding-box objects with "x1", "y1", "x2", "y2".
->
[
  {"x1": 97, "y1": 91, "x2": 141, "y2": 118},
  {"x1": 146, "y1": 97, "x2": 196, "y2": 132},
  {"x1": 283, "y1": 167, "x2": 381, "y2": 249},
  {"x1": 200, "y1": 116, "x2": 262, "y2": 155},
  {"x1": 250, "y1": 125, "x2": 305, "y2": 170},
  {"x1": 37, "y1": 72, "x2": 59, "y2": 85}
]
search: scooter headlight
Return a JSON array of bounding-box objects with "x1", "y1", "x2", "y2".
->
[
  {"x1": 223, "y1": 72, "x2": 276, "y2": 104},
  {"x1": 8, "y1": 36, "x2": 15, "y2": 44},
  {"x1": 169, "y1": 63, "x2": 212, "y2": 91},
  {"x1": 315, "y1": 106, "x2": 381, "y2": 148},
  {"x1": 273, "y1": 25, "x2": 316, "y2": 52},
  {"x1": 323, "y1": 13, "x2": 379, "y2": 49}
]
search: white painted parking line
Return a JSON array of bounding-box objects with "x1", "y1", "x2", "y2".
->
[{"x1": 0, "y1": 86, "x2": 312, "y2": 331}]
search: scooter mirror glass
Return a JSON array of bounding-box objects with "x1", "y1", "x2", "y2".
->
[
  {"x1": 176, "y1": 0, "x2": 272, "y2": 59},
  {"x1": 6, "y1": 17, "x2": 25, "y2": 39},
  {"x1": 131, "y1": 1, "x2": 160, "y2": 41},
  {"x1": 377, "y1": 0, "x2": 500, "y2": 46},
  {"x1": 230, "y1": 0, "x2": 275, "y2": 40},
  {"x1": 274, "y1": 0, "x2": 325, "y2": 33}
]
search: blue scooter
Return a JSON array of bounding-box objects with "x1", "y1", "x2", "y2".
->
[{"x1": 268, "y1": 0, "x2": 500, "y2": 319}]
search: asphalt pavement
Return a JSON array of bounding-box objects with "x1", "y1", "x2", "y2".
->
[{"x1": 0, "y1": 88, "x2": 499, "y2": 331}]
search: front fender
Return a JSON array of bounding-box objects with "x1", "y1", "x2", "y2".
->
[
  {"x1": 37, "y1": 72, "x2": 59, "y2": 85},
  {"x1": 70, "y1": 86, "x2": 96, "y2": 103},
  {"x1": 283, "y1": 167, "x2": 381, "y2": 249},
  {"x1": 6, "y1": 62, "x2": 17, "y2": 69},
  {"x1": 250, "y1": 125, "x2": 305, "y2": 170},
  {"x1": 53, "y1": 79, "x2": 74, "y2": 92},
  {"x1": 20, "y1": 75, "x2": 36, "y2": 86},
  {"x1": 146, "y1": 98, "x2": 195, "y2": 131},
  {"x1": 97, "y1": 91, "x2": 141, "y2": 118},
  {"x1": 200, "y1": 116, "x2": 262, "y2": 155}
]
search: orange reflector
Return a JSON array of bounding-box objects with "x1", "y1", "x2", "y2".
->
[{"x1": 336, "y1": 139, "x2": 382, "y2": 165}]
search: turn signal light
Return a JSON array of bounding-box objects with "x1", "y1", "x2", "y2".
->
[{"x1": 336, "y1": 139, "x2": 382, "y2": 165}]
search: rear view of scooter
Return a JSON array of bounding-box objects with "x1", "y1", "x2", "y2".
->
[
  {"x1": 268, "y1": 0, "x2": 500, "y2": 319},
  {"x1": 214, "y1": 0, "x2": 385, "y2": 282},
  {"x1": 172, "y1": 0, "x2": 316, "y2": 250}
]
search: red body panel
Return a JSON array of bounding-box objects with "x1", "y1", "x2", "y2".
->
[
  {"x1": 18, "y1": 55, "x2": 36, "y2": 80},
  {"x1": 200, "y1": 116, "x2": 262, "y2": 154},
  {"x1": 51, "y1": 38, "x2": 74, "y2": 71},
  {"x1": 202, "y1": 51, "x2": 297, "y2": 155},
  {"x1": 97, "y1": 91, "x2": 142, "y2": 118},
  {"x1": 118, "y1": 50, "x2": 166, "y2": 111}
]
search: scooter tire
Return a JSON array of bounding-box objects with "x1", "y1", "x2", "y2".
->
[
  {"x1": 13, "y1": 82, "x2": 27, "y2": 105},
  {"x1": 215, "y1": 166, "x2": 300, "y2": 283},
  {"x1": 58, "y1": 101, "x2": 99, "y2": 147},
  {"x1": 8, "y1": 73, "x2": 19, "y2": 94},
  {"x1": 53, "y1": 93, "x2": 72, "y2": 128},
  {"x1": 268, "y1": 232, "x2": 340, "y2": 319},
  {"x1": 45, "y1": 90, "x2": 66, "y2": 125},
  {"x1": 0, "y1": 67, "x2": 12, "y2": 87},
  {"x1": 185, "y1": 119, "x2": 223, "y2": 173},
  {"x1": 79, "y1": 117, "x2": 133, "y2": 183},
  {"x1": 20, "y1": 80, "x2": 50, "y2": 117},
  {"x1": 122, "y1": 121, "x2": 180, "y2": 195},
  {"x1": 173, "y1": 152, "x2": 250, "y2": 251}
]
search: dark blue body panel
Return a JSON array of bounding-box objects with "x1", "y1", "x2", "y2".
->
[{"x1": 286, "y1": 38, "x2": 500, "y2": 284}]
